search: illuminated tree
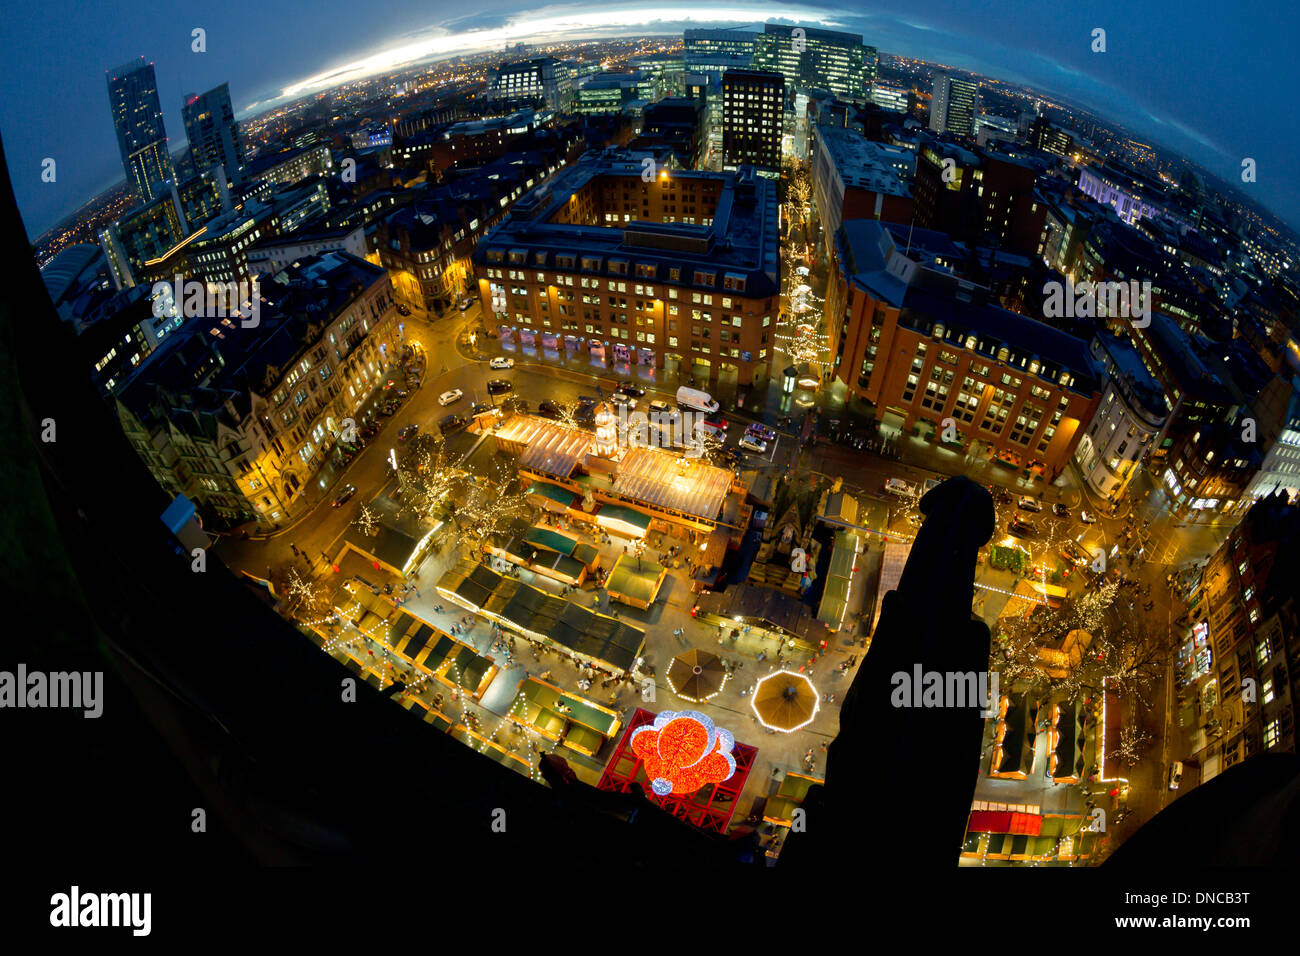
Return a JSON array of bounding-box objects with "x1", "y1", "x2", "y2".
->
[
  {"x1": 394, "y1": 433, "x2": 468, "y2": 525},
  {"x1": 281, "y1": 566, "x2": 329, "y2": 621}
]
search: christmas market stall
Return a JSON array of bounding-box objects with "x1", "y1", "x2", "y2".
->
[
  {"x1": 508, "y1": 677, "x2": 623, "y2": 757},
  {"x1": 604, "y1": 553, "x2": 667, "y2": 610}
]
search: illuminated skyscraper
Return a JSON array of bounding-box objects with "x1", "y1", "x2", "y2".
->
[
  {"x1": 929, "y1": 74, "x2": 978, "y2": 137},
  {"x1": 722, "y1": 69, "x2": 784, "y2": 173},
  {"x1": 182, "y1": 83, "x2": 247, "y2": 185},
  {"x1": 753, "y1": 23, "x2": 875, "y2": 99},
  {"x1": 107, "y1": 57, "x2": 176, "y2": 203}
]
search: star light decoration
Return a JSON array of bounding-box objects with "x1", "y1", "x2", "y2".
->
[{"x1": 629, "y1": 710, "x2": 737, "y2": 796}]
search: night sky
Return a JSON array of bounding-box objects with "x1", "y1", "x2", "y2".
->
[{"x1": 1, "y1": 0, "x2": 1296, "y2": 239}]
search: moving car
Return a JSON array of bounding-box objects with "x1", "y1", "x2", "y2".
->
[
  {"x1": 1079, "y1": 510, "x2": 1098, "y2": 524},
  {"x1": 489, "y1": 357, "x2": 514, "y2": 370},
  {"x1": 1059, "y1": 540, "x2": 1091, "y2": 567},
  {"x1": 676, "y1": 385, "x2": 719, "y2": 414},
  {"x1": 1008, "y1": 517, "x2": 1037, "y2": 538},
  {"x1": 438, "y1": 389, "x2": 464, "y2": 406},
  {"x1": 647, "y1": 399, "x2": 678, "y2": 420},
  {"x1": 695, "y1": 419, "x2": 725, "y2": 439},
  {"x1": 1017, "y1": 495, "x2": 1043, "y2": 513},
  {"x1": 611, "y1": 392, "x2": 636, "y2": 408},
  {"x1": 1052, "y1": 503, "x2": 1071, "y2": 518},
  {"x1": 396, "y1": 304, "x2": 410, "y2": 316},
  {"x1": 884, "y1": 477, "x2": 917, "y2": 497},
  {"x1": 332, "y1": 484, "x2": 357, "y2": 508},
  {"x1": 397, "y1": 424, "x2": 418, "y2": 441},
  {"x1": 458, "y1": 298, "x2": 473, "y2": 311},
  {"x1": 615, "y1": 383, "x2": 646, "y2": 398},
  {"x1": 703, "y1": 414, "x2": 729, "y2": 431},
  {"x1": 746, "y1": 423, "x2": 776, "y2": 443},
  {"x1": 1169, "y1": 761, "x2": 1184, "y2": 790},
  {"x1": 738, "y1": 435, "x2": 767, "y2": 454},
  {"x1": 486, "y1": 379, "x2": 512, "y2": 395}
]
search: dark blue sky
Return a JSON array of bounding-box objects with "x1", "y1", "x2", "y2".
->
[{"x1": 2, "y1": 0, "x2": 1296, "y2": 240}]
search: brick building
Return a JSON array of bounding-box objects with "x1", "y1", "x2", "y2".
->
[{"x1": 827, "y1": 219, "x2": 1100, "y2": 482}]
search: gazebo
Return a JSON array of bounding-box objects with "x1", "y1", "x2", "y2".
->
[
  {"x1": 667, "y1": 649, "x2": 727, "y2": 703},
  {"x1": 751, "y1": 669, "x2": 820, "y2": 733}
]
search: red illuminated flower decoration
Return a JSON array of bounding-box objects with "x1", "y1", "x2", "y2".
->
[{"x1": 629, "y1": 710, "x2": 736, "y2": 796}]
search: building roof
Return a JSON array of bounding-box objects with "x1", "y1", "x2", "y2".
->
[
  {"x1": 476, "y1": 151, "x2": 780, "y2": 298},
  {"x1": 611, "y1": 447, "x2": 733, "y2": 521}
]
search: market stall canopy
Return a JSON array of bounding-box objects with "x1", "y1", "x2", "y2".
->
[
  {"x1": 501, "y1": 416, "x2": 593, "y2": 479},
  {"x1": 594, "y1": 503, "x2": 652, "y2": 537},
  {"x1": 751, "y1": 670, "x2": 820, "y2": 732},
  {"x1": 612, "y1": 446, "x2": 733, "y2": 521},
  {"x1": 437, "y1": 557, "x2": 645, "y2": 672},
  {"x1": 667, "y1": 649, "x2": 727, "y2": 703},
  {"x1": 525, "y1": 480, "x2": 579, "y2": 512}
]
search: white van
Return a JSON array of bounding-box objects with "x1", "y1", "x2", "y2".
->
[{"x1": 676, "y1": 386, "x2": 719, "y2": 414}]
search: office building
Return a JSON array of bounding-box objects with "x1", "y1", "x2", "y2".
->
[
  {"x1": 929, "y1": 74, "x2": 978, "y2": 137},
  {"x1": 99, "y1": 186, "x2": 190, "y2": 289},
  {"x1": 1185, "y1": 495, "x2": 1300, "y2": 780},
  {"x1": 182, "y1": 83, "x2": 247, "y2": 185},
  {"x1": 487, "y1": 56, "x2": 574, "y2": 113},
  {"x1": 574, "y1": 73, "x2": 656, "y2": 115},
  {"x1": 107, "y1": 57, "x2": 177, "y2": 203},
  {"x1": 472, "y1": 152, "x2": 780, "y2": 391},
  {"x1": 826, "y1": 218, "x2": 1100, "y2": 483},
  {"x1": 753, "y1": 23, "x2": 875, "y2": 99},
  {"x1": 1073, "y1": 333, "x2": 1167, "y2": 502},
  {"x1": 722, "y1": 69, "x2": 784, "y2": 174},
  {"x1": 114, "y1": 253, "x2": 402, "y2": 528},
  {"x1": 809, "y1": 125, "x2": 912, "y2": 251}
]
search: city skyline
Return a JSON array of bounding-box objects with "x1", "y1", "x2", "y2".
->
[{"x1": 1, "y1": 0, "x2": 1297, "y2": 239}]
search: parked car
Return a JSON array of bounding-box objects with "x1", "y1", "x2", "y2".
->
[
  {"x1": 615, "y1": 383, "x2": 646, "y2": 398},
  {"x1": 1052, "y1": 502, "x2": 1071, "y2": 517},
  {"x1": 647, "y1": 399, "x2": 677, "y2": 419},
  {"x1": 332, "y1": 484, "x2": 357, "y2": 508},
  {"x1": 738, "y1": 435, "x2": 768, "y2": 454},
  {"x1": 438, "y1": 389, "x2": 464, "y2": 406},
  {"x1": 538, "y1": 400, "x2": 564, "y2": 418},
  {"x1": 611, "y1": 392, "x2": 636, "y2": 408},
  {"x1": 360, "y1": 425, "x2": 377, "y2": 439},
  {"x1": 695, "y1": 419, "x2": 725, "y2": 439},
  {"x1": 438, "y1": 413, "x2": 467, "y2": 434},
  {"x1": 471, "y1": 402, "x2": 493, "y2": 417},
  {"x1": 397, "y1": 424, "x2": 419, "y2": 441},
  {"x1": 1079, "y1": 510, "x2": 1098, "y2": 524},
  {"x1": 1169, "y1": 761, "x2": 1184, "y2": 790},
  {"x1": 458, "y1": 297, "x2": 473, "y2": 311},
  {"x1": 489, "y1": 357, "x2": 514, "y2": 370},
  {"x1": 1008, "y1": 517, "x2": 1038, "y2": 538},
  {"x1": 746, "y1": 423, "x2": 777, "y2": 443},
  {"x1": 501, "y1": 397, "x2": 529, "y2": 414},
  {"x1": 1017, "y1": 495, "x2": 1043, "y2": 513},
  {"x1": 396, "y1": 304, "x2": 411, "y2": 316},
  {"x1": 487, "y1": 379, "x2": 512, "y2": 395}
]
